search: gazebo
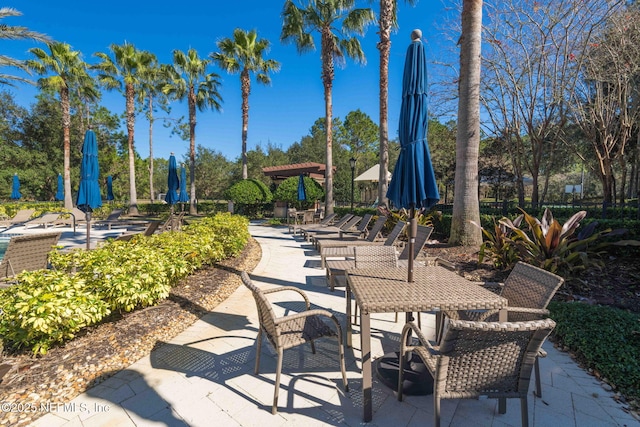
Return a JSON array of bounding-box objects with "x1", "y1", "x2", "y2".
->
[{"x1": 262, "y1": 162, "x2": 335, "y2": 218}]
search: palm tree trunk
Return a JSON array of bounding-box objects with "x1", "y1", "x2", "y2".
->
[
  {"x1": 241, "y1": 69, "x2": 250, "y2": 180},
  {"x1": 126, "y1": 83, "x2": 139, "y2": 216},
  {"x1": 377, "y1": 0, "x2": 393, "y2": 208},
  {"x1": 188, "y1": 87, "x2": 197, "y2": 215},
  {"x1": 321, "y1": 28, "x2": 335, "y2": 216},
  {"x1": 148, "y1": 95, "x2": 155, "y2": 203},
  {"x1": 450, "y1": 0, "x2": 483, "y2": 246},
  {"x1": 61, "y1": 87, "x2": 73, "y2": 210}
]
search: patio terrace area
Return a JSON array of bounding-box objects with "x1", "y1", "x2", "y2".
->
[{"x1": 29, "y1": 221, "x2": 635, "y2": 427}]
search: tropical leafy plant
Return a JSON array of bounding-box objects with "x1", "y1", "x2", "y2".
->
[
  {"x1": 502, "y1": 208, "x2": 630, "y2": 275},
  {"x1": 476, "y1": 216, "x2": 522, "y2": 270}
]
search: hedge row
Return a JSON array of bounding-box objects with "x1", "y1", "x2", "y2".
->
[{"x1": 0, "y1": 212, "x2": 250, "y2": 355}]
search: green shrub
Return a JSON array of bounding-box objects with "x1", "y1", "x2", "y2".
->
[
  {"x1": 273, "y1": 176, "x2": 324, "y2": 209},
  {"x1": 549, "y1": 301, "x2": 640, "y2": 402},
  {"x1": 225, "y1": 179, "x2": 273, "y2": 216},
  {"x1": 0, "y1": 271, "x2": 110, "y2": 355},
  {"x1": 4, "y1": 212, "x2": 250, "y2": 354},
  {"x1": 476, "y1": 217, "x2": 521, "y2": 270}
]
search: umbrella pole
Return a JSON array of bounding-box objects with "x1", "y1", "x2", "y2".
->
[
  {"x1": 376, "y1": 207, "x2": 433, "y2": 395},
  {"x1": 86, "y1": 212, "x2": 91, "y2": 251}
]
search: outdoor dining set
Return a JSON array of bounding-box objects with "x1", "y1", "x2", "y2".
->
[{"x1": 241, "y1": 212, "x2": 565, "y2": 427}]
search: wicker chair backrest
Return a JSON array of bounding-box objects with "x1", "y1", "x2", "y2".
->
[{"x1": 501, "y1": 262, "x2": 564, "y2": 310}]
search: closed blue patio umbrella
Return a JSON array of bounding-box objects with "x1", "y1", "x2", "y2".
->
[
  {"x1": 165, "y1": 154, "x2": 179, "y2": 224},
  {"x1": 76, "y1": 129, "x2": 102, "y2": 250},
  {"x1": 178, "y1": 167, "x2": 189, "y2": 204},
  {"x1": 382, "y1": 30, "x2": 440, "y2": 395},
  {"x1": 10, "y1": 173, "x2": 21, "y2": 200},
  {"x1": 297, "y1": 174, "x2": 307, "y2": 202},
  {"x1": 55, "y1": 173, "x2": 64, "y2": 201},
  {"x1": 106, "y1": 175, "x2": 114, "y2": 201},
  {"x1": 165, "y1": 154, "x2": 179, "y2": 206},
  {"x1": 387, "y1": 30, "x2": 440, "y2": 282}
]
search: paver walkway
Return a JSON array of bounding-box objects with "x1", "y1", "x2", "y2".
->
[{"x1": 32, "y1": 222, "x2": 636, "y2": 426}]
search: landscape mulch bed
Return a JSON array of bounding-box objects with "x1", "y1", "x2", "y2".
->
[{"x1": 1, "y1": 231, "x2": 639, "y2": 425}]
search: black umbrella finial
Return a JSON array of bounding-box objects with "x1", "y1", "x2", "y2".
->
[{"x1": 411, "y1": 29, "x2": 422, "y2": 41}]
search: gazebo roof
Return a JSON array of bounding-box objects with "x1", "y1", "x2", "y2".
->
[{"x1": 262, "y1": 162, "x2": 333, "y2": 180}]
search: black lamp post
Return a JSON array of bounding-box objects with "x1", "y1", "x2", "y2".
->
[{"x1": 349, "y1": 157, "x2": 356, "y2": 213}]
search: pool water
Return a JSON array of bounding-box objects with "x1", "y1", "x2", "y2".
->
[{"x1": 0, "y1": 238, "x2": 10, "y2": 259}]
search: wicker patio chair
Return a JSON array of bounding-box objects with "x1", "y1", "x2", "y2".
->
[
  {"x1": 0, "y1": 232, "x2": 61, "y2": 283},
  {"x1": 323, "y1": 220, "x2": 407, "y2": 282},
  {"x1": 240, "y1": 271, "x2": 348, "y2": 415},
  {"x1": 0, "y1": 209, "x2": 35, "y2": 228},
  {"x1": 443, "y1": 261, "x2": 564, "y2": 398},
  {"x1": 398, "y1": 318, "x2": 556, "y2": 427},
  {"x1": 321, "y1": 219, "x2": 406, "y2": 268}
]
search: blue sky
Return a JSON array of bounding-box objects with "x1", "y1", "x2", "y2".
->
[{"x1": 5, "y1": 1, "x2": 456, "y2": 163}]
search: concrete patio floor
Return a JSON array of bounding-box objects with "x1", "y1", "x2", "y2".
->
[{"x1": 30, "y1": 221, "x2": 636, "y2": 426}]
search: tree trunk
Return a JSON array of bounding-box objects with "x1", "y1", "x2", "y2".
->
[
  {"x1": 321, "y1": 28, "x2": 335, "y2": 216},
  {"x1": 61, "y1": 87, "x2": 73, "y2": 210},
  {"x1": 148, "y1": 95, "x2": 155, "y2": 203},
  {"x1": 241, "y1": 69, "x2": 250, "y2": 180},
  {"x1": 450, "y1": 0, "x2": 483, "y2": 247},
  {"x1": 188, "y1": 86, "x2": 198, "y2": 215},
  {"x1": 377, "y1": 0, "x2": 393, "y2": 208},
  {"x1": 126, "y1": 83, "x2": 139, "y2": 216}
]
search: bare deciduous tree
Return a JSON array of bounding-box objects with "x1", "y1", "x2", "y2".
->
[
  {"x1": 569, "y1": 6, "x2": 640, "y2": 205},
  {"x1": 481, "y1": 0, "x2": 623, "y2": 208}
]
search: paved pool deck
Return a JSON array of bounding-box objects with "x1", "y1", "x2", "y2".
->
[{"x1": 29, "y1": 222, "x2": 637, "y2": 426}]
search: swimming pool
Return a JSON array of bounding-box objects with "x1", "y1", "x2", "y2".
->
[
  {"x1": 0, "y1": 234, "x2": 22, "y2": 260},
  {"x1": 0, "y1": 239, "x2": 8, "y2": 259}
]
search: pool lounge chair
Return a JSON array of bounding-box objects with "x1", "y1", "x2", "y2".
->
[
  {"x1": 23, "y1": 212, "x2": 63, "y2": 229},
  {"x1": 0, "y1": 209, "x2": 36, "y2": 228},
  {"x1": 315, "y1": 215, "x2": 386, "y2": 254},
  {"x1": 115, "y1": 220, "x2": 161, "y2": 242},
  {"x1": 0, "y1": 232, "x2": 61, "y2": 284}
]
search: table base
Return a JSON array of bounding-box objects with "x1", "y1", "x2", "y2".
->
[{"x1": 375, "y1": 351, "x2": 433, "y2": 396}]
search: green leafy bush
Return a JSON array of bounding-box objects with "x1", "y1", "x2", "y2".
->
[
  {"x1": 4, "y1": 212, "x2": 250, "y2": 354},
  {"x1": 273, "y1": 176, "x2": 324, "y2": 209},
  {"x1": 475, "y1": 208, "x2": 635, "y2": 275},
  {"x1": 225, "y1": 179, "x2": 273, "y2": 216},
  {"x1": 549, "y1": 301, "x2": 640, "y2": 402},
  {"x1": 476, "y1": 216, "x2": 521, "y2": 270},
  {"x1": 0, "y1": 271, "x2": 110, "y2": 355}
]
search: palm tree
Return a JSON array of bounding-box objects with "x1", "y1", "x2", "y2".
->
[
  {"x1": 376, "y1": 0, "x2": 416, "y2": 208},
  {"x1": 138, "y1": 58, "x2": 168, "y2": 203},
  {"x1": 281, "y1": 0, "x2": 375, "y2": 216},
  {"x1": 450, "y1": 0, "x2": 483, "y2": 246},
  {"x1": 0, "y1": 7, "x2": 50, "y2": 86},
  {"x1": 211, "y1": 28, "x2": 280, "y2": 180},
  {"x1": 93, "y1": 43, "x2": 155, "y2": 216},
  {"x1": 163, "y1": 49, "x2": 222, "y2": 214},
  {"x1": 26, "y1": 42, "x2": 98, "y2": 210}
]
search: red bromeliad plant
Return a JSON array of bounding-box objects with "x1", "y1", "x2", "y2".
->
[
  {"x1": 476, "y1": 216, "x2": 522, "y2": 270},
  {"x1": 504, "y1": 208, "x2": 625, "y2": 275}
]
